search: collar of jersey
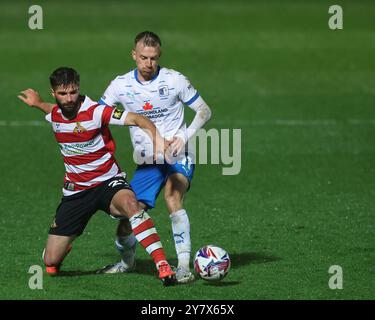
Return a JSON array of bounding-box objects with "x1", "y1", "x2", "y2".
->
[{"x1": 134, "y1": 66, "x2": 161, "y2": 85}]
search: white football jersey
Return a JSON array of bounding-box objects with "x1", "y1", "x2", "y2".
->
[{"x1": 100, "y1": 67, "x2": 202, "y2": 161}]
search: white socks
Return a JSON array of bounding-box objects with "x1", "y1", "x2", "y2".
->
[
  {"x1": 116, "y1": 210, "x2": 192, "y2": 270},
  {"x1": 170, "y1": 209, "x2": 191, "y2": 270},
  {"x1": 115, "y1": 233, "x2": 137, "y2": 269}
]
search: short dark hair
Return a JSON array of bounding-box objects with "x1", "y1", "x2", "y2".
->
[
  {"x1": 49, "y1": 67, "x2": 80, "y2": 89},
  {"x1": 134, "y1": 31, "x2": 161, "y2": 47}
]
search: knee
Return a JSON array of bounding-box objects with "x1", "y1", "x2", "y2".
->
[
  {"x1": 120, "y1": 196, "x2": 140, "y2": 217},
  {"x1": 111, "y1": 191, "x2": 140, "y2": 218}
]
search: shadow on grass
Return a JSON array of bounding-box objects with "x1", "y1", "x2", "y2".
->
[
  {"x1": 56, "y1": 259, "x2": 156, "y2": 278},
  {"x1": 230, "y1": 251, "x2": 281, "y2": 268},
  {"x1": 200, "y1": 252, "x2": 280, "y2": 287},
  {"x1": 56, "y1": 270, "x2": 98, "y2": 277},
  {"x1": 56, "y1": 251, "x2": 280, "y2": 277},
  {"x1": 203, "y1": 281, "x2": 241, "y2": 287}
]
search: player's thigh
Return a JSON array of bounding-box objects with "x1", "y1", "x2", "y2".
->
[
  {"x1": 167, "y1": 153, "x2": 195, "y2": 190},
  {"x1": 165, "y1": 154, "x2": 194, "y2": 201},
  {"x1": 44, "y1": 234, "x2": 75, "y2": 266},
  {"x1": 97, "y1": 175, "x2": 137, "y2": 218},
  {"x1": 49, "y1": 191, "x2": 97, "y2": 238},
  {"x1": 130, "y1": 165, "x2": 167, "y2": 209}
]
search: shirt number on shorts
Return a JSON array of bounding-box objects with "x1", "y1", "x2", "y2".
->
[{"x1": 108, "y1": 179, "x2": 124, "y2": 188}]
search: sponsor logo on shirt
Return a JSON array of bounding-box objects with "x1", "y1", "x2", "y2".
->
[
  {"x1": 60, "y1": 138, "x2": 97, "y2": 155},
  {"x1": 142, "y1": 102, "x2": 154, "y2": 110},
  {"x1": 138, "y1": 107, "x2": 169, "y2": 120}
]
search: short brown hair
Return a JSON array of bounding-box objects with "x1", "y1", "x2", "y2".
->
[
  {"x1": 50, "y1": 67, "x2": 80, "y2": 89},
  {"x1": 134, "y1": 31, "x2": 161, "y2": 47}
]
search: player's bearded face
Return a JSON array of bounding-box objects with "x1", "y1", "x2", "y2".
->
[
  {"x1": 52, "y1": 84, "x2": 81, "y2": 117},
  {"x1": 132, "y1": 43, "x2": 160, "y2": 81}
]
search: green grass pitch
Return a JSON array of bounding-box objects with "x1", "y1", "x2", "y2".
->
[{"x1": 0, "y1": 0, "x2": 374, "y2": 300}]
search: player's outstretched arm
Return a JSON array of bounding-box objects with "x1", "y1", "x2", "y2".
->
[
  {"x1": 125, "y1": 112, "x2": 168, "y2": 159},
  {"x1": 18, "y1": 89, "x2": 54, "y2": 114},
  {"x1": 168, "y1": 99, "x2": 212, "y2": 157}
]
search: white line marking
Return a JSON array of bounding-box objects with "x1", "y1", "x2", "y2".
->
[
  {"x1": 211, "y1": 119, "x2": 375, "y2": 126},
  {"x1": 0, "y1": 120, "x2": 48, "y2": 127}
]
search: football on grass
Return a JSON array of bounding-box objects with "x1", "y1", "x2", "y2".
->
[{"x1": 194, "y1": 245, "x2": 231, "y2": 281}]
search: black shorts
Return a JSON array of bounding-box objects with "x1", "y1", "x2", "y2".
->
[{"x1": 49, "y1": 176, "x2": 133, "y2": 237}]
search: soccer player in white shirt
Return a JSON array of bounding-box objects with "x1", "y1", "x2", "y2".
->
[{"x1": 97, "y1": 31, "x2": 212, "y2": 283}]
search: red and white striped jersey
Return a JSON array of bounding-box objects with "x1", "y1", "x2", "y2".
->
[{"x1": 45, "y1": 96, "x2": 129, "y2": 196}]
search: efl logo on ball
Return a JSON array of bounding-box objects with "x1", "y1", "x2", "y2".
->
[{"x1": 194, "y1": 245, "x2": 231, "y2": 281}]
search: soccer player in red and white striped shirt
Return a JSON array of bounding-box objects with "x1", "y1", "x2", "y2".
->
[{"x1": 18, "y1": 67, "x2": 176, "y2": 285}]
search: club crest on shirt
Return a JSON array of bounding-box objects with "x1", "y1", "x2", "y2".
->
[
  {"x1": 112, "y1": 108, "x2": 124, "y2": 120},
  {"x1": 73, "y1": 122, "x2": 86, "y2": 134},
  {"x1": 158, "y1": 85, "x2": 169, "y2": 97}
]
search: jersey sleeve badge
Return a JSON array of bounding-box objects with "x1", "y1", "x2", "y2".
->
[{"x1": 112, "y1": 108, "x2": 124, "y2": 120}]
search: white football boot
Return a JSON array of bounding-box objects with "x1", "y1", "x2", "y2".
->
[
  {"x1": 96, "y1": 260, "x2": 136, "y2": 274},
  {"x1": 173, "y1": 266, "x2": 195, "y2": 284}
]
